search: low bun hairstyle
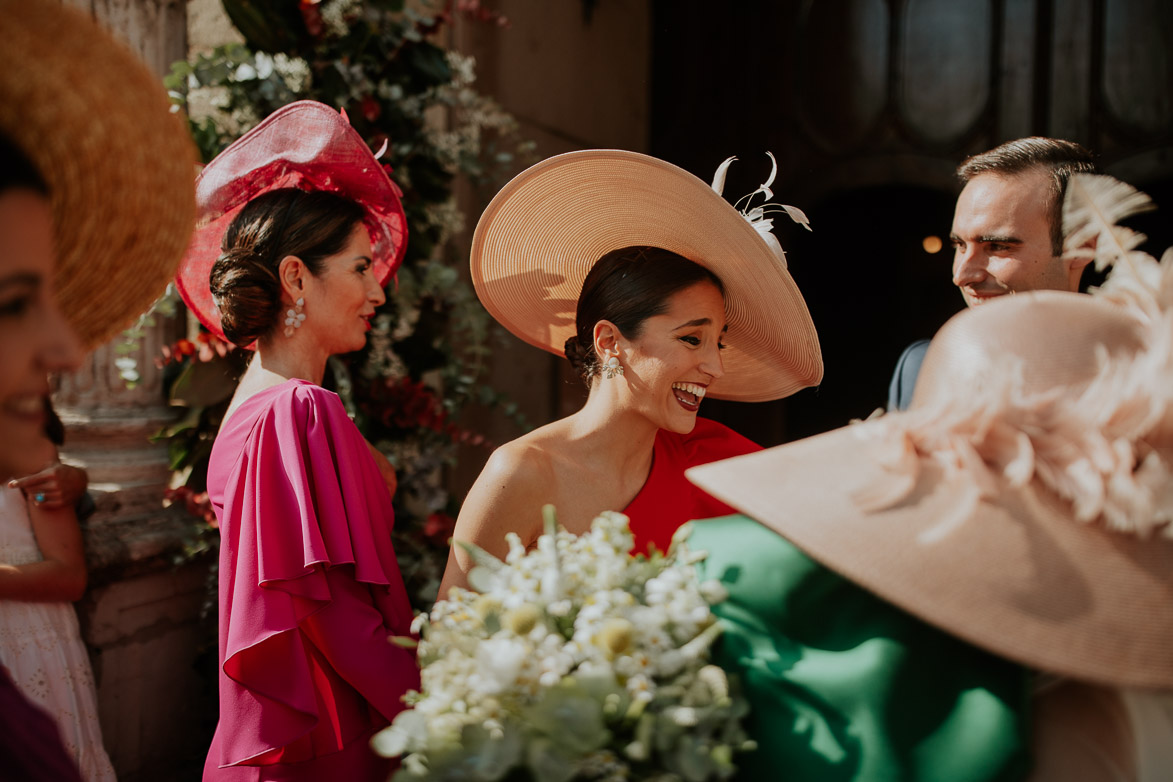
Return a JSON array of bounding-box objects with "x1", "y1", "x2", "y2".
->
[
  {"x1": 564, "y1": 246, "x2": 725, "y2": 384},
  {"x1": 209, "y1": 188, "x2": 366, "y2": 347}
]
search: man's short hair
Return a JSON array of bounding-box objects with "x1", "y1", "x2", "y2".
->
[{"x1": 957, "y1": 137, "x2": 1098, "y2": 255}]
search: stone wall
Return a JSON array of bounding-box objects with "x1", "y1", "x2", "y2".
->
[
  {"x1": 56, "y1": 1, "x2": 216, "y2": 779},
  {"x1": 446, "y1": 0, "x2": 653, "y2": 493}
]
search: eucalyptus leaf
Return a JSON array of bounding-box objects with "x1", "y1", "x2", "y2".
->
[
  {"x1": 525, "y1": 738, "x2": 578, "y2": 782},
  {"x1": 168, "y1": 358, "x2": 239, "y2": 408}
]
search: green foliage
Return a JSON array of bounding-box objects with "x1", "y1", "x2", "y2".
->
[{"x1": 161, "y1": 0, "x2": 533, "y2": 608}]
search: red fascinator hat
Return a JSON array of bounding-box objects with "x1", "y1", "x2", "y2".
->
[{"x1": 176, "y1": 100, "x2": 408, "y2": 342}]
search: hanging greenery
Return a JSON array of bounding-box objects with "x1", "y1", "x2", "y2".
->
[{"x1": 160, "y1": 0, "x2": 532, "y2": 608}]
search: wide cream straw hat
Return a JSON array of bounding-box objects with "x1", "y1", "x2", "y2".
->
[
  {"x1": 470, "y1": 150, "x2": 823, "y2": 402},
  {"x1": 689, "y1": 288, "x2": 1173, "y2": 689},
  {"x1": 0, "y1": 0, "x2": 197, "y2": 347}
]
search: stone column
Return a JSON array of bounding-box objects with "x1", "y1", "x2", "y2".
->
[
  {"x1": 51, "y1": 3, "x2": 216, "y2": 779},
  {"x1": 54, "y1": 319, "x2": 187, "y2": 569}
]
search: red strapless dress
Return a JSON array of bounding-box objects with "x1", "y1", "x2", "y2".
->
[{"x1": 623, "y1": 418, "x2": 762, "y2": 555}]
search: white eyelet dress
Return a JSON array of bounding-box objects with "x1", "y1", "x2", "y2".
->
[{"x1": 0, "y1": 486, "x2": 116, "y2": 781}]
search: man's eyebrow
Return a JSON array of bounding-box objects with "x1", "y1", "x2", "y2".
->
[{"x1": 949, "y1": 234, "x2": 1024, "y2": 246}]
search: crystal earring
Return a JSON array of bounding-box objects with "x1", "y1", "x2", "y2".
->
[
  {"x1": 284, "y1": 297, "x2": 306, "y2": 337},
  {"x1": 602, "y1": 348, "x2": 624, "y2": 379}
]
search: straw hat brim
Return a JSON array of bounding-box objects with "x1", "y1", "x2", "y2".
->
[
  {"x1": 176, "y1": 101, "x2": 407, "y2": 344},
  {"x1": 470, "y1": 150, "x2": 823, "y2": 402},
  {"x1": 0, "y1": 1, "x2": 197, "y2": 348},
  {"x1": 687, "y1": 423, "x2": 1173, "y2": 689}
]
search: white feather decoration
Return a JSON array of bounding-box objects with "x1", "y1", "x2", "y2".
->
[
  {"x1": 710, "y1": 156, "x2": 736, "y2": 196},
  {"x1": 709, "y1": 153, "x2": 813, "y2": 268},
  {"x1": 1063, "y1": 173, "x2": 1156, "y2": 272}
]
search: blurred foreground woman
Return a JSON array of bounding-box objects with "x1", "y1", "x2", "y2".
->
[{"x1": 0, "y1": 1, "x2": 197, "y2": 778}]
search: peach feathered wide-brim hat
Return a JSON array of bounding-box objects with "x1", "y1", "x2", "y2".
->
[
  {"x1": 469, "y1": 150, "x2": 823, "y2": 402},
  {"x1": 689, "y1": 288, "x2": 1173, "y2": 689},
  {"x1": 176, "y1": 100, "x2": 408, "y2": 343},
  {"x1": 0, "y1": 0, "x2": 197, "y2": 348}
]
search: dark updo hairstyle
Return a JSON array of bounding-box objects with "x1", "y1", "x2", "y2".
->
[
  {"x1": 563, "y1": 245, "x2": 725, "y2": 384},
  {"x1": 209, "y1": 188, "x2": 366, "y2": 347},
  {"x1": 0, "y1": 131, "x2": 49, "y2": 197}
]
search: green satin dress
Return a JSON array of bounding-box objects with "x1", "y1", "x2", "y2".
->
[{"x1": 689, "y1": 515, "x2": 1030, "y2": 781}]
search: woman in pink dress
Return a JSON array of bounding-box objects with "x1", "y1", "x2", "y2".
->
[{"x1": 176, "y1": 102, "x2": 419, "y2": 781}]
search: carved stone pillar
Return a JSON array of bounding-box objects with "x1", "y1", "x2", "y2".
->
[
  {"x1": 53, "y1": 316, "x2": 186, "y2": 571},
  {"x1": 52, "y1": 0, "x2": 191, "y2": 571},
  {"x1": 49, "y1": 3, "x2": 215, "y2": 779}
]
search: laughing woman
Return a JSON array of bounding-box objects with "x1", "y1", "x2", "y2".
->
[{"x1": 439, "y1": 150, "x2": 823, "y2": 595}]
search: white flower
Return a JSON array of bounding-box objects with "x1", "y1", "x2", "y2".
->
[
  {"x1": 470, "y1": 637, "x2": 530, "y2": 696},
  {"x1": 376, "y1": 510, "x2": 751, "y2": 779}
]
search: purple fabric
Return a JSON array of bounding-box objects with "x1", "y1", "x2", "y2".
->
[
  {"x1": 0, "y1": 666, "x2": 84, "y2": 782},
  {"x1": 203, "y1": 380, "x2": 418, "y2": 780}
]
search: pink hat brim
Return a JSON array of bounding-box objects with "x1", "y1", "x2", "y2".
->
[{"x1": 176, "y1": 101, "x2": 407, "y2": 343}]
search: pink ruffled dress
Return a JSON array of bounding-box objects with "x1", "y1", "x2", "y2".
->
[{"x1": 202, "y1": 380, "x2": 419, "y2": 781}]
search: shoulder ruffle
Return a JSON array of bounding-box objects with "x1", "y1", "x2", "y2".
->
[{"x1": 211, "y1": 381, "x2": 414, "y2": 767}]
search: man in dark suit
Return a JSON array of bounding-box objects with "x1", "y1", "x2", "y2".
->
[{"x1": 888, "y1": 137, "x2": 1097, "y2": 410}]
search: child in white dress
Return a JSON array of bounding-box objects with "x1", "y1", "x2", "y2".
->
[{"x1": 0, "y1": 442, "x2": 116, "y2": 782}]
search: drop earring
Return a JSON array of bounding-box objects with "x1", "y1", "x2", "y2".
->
[
  {"x1": 602, "y1": 348, "x2": 624, "y2": 379},
  {"x1": 284, "y1": 297, "x2": 305, "y2": 337}
]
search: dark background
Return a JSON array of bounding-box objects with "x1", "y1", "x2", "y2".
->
[{"x1": 648, "y1": 0, "x2": 1173, "y2": 443}]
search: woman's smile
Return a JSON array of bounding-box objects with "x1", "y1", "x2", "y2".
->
[
  {"x1": 621, "y1": 280, "x2": 726, "y2": 432},
  {"x1": 671, "y1": 381, "x2": 708, "y2": 412}
]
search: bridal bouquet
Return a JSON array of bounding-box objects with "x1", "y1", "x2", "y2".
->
[{"x1": 374, "y1": 507, "x2": 752, "y2": 781}]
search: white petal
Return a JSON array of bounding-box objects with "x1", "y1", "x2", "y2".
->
[
  {"x1": 754, "y1": 224, "x2": 788, "y2": 268},
  {"x1": 782, "y1": 204, "x2": 813, "y2": 231},
  {"x1": 710, "y1": 156, "x2": 737, "y2": 196},
  {"x1": 750, "y1": 151, "x2": 779, "y2": 200}
]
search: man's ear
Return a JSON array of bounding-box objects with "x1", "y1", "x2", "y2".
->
[
  {"x1": 277, "y1": 255, "x2": 306, "y2": 303},
  {"x1": 1067, "y1": 235, "x2": 1097, "y2": 288}
]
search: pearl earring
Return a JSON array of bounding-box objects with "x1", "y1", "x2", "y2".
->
[
  {"x1": 284, "y1": 297, "x2": 306, "y2": 337},
  {"x1": 602, "y1": 348, "x2": 624, "y2": 379}
]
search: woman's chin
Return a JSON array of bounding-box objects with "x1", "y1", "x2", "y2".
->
[
  {"x1": 661, "y1": 407, "x2": 700, "y2": 435},
  {"x1": 327, "y1": 335, "x2": 368, "y2": 356},
  {"x1": 0, "y1": 425, "x2": 53, "y2": 480}
]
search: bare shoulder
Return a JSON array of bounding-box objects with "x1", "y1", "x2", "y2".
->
[
  {"x1": 459, "y1": 433, "x2": 558, "y2": 539},
  {"x1": 473, "y1": 435, "x2": 555, "y2": 498},
  {"x1": 442, "y1": 426, "x2": 567, "y2": 590}
]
